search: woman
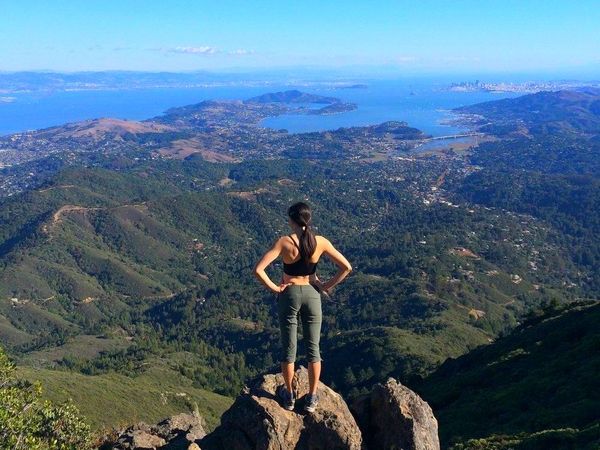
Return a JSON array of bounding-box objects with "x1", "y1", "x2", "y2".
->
[{"x1": 253, "y1": 201, "x2": 352, "y2": 413}]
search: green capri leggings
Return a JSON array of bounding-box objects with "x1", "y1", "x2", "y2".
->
[{"x1": 277, "y1": 284, "x2": 322, "y2": 363}]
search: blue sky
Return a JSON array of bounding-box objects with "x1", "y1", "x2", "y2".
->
[{"x1": 1, "y1": 0, "x2": 599, "y2": 74}]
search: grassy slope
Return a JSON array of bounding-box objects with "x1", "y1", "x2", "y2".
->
[
  {"x1": 16, "y1": 358, "x2": 233, "y2": 433},
  {"x1": 416, "y1": 301, "x2": 600, "y2": 449},
  {"x1": 17, "y1": 334, "x2": 131, "y2": 366}
]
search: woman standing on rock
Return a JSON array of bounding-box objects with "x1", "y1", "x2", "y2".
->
[{"x1": 254, "y1": 201, "x2": 353, "y2": 412}]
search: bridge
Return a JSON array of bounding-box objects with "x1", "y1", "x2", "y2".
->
[{"x1": 421, "y1": 132, "x2": 483, "y2": 142}]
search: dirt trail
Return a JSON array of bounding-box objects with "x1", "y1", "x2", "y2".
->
[
  {"x1": 37, "y1": 184, "x2": 76, "y2": 193},
  {"x1": 51, "y1": 205, "x2": 100, "y2": 223},
  {"x1": 42, "y1": 202, "x2": 147, "y2": 235}
]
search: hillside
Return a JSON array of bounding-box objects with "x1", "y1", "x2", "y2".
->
[
  {"x1": 1, "y1": 154, "x2": 589, "y2": 406},
  {"x1": 455, "y1": 88, "x2": 600, "y2": 136},
  {"x1": 34, "y1": 118, "x2": 176, "y2": 141},
  {"x1": 452, "y1": 133, "x2": 600, "y2": 296},
  {"x1": 16, "y1": 357, "x2": 232, "y2": 432},
  {"x1": 245, "y1": 89, "x2": 343, "y2": 104},
  {"x1": 417, "y1": 301, "x2": 600, "y2": 449}
]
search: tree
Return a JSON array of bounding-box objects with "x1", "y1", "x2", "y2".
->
[{"x1": 0, "y1": 345, "x2": 92, "y2": 450}]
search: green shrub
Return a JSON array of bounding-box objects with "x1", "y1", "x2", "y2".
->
[{"x1": 0, "y1": 346, "x2": 92, "y2": 450}]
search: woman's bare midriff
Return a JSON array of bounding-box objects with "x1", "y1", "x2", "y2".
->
[{"x1": 282, "y1": 273, "x2": 313, "y2": 285}]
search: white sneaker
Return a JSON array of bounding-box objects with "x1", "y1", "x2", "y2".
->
[{"x1": 304, "y1": 393, "x2": 319, "y2": 413}]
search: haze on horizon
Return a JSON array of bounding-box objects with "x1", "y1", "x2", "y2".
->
[{"x1": 1, "y1": 0, "x2": 599, "y2": 77}]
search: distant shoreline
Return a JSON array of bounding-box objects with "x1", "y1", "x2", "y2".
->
[
  {"x1": 446, "y1": 79, "x2": 600, "y2": 94},
  {"x1": 0, "y1": 81, "x2": 370, "y2": 96},
  {"x1": 0, "y1": 82, "x2": 520, "y2": 137}
]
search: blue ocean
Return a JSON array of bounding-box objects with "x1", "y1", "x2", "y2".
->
[{"x1": 0, "y1": 79, "x2": 520, "y2": 137}]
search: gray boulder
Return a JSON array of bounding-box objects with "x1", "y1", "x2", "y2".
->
[
  {"x1": 352, "y1": 377, "x2": 440, "y2": 450},
  {"x1": 154, "y1": 412, "x2": 207, "y2": 443},
  {"x1": 108, "y1": 411, "x2": 206, "y2": 450},
  {"x1": 199, "y1": 365, "x2": 363, "y2": 450},
  {"x1": 114, "y1": 423, "x2": 167, "y2": 449}
]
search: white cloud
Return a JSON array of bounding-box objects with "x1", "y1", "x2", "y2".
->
[
  {"x1": 169, "y1": 46, "x2": 218, "y2": 55},
  {"x1": 148, "y1": 46, "x2": 255, "y2": 57},
  {"x1": 228, "y1": 49, "x2": 254, "y2": 56}
]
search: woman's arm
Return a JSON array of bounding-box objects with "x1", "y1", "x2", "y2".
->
[
  {"x1": 320, "y1": 237, "x2": 353, "y2": 292},
  {"x1": 253, "y1": 237, "x2": 292, "y2": 294}
]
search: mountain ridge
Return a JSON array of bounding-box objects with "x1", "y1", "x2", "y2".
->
[{"x1": 455, "y1": 88, "x2": 600, "y2": 136}]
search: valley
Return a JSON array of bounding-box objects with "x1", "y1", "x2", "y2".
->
[{"x1": 0, "y1": 88, "x2": 599, "y2": 448}]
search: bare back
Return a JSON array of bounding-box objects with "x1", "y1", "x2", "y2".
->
[
  {"x1": 253, "y1": 230, "x2": 352, "y2": 293},
  {"x1": 280, "y1": 234, "x2": 349, "y2": 285}
]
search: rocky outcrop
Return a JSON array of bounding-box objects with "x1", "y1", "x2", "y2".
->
[
  {"x1": 199, "y1": 366, "x2": 362, "y2": 450},
  {"x1": 106, "y1": 412, "x2": 206, "y2": 450},
  {"x1": 103, "y1": 368, "x2": 439, "y2": 450},
  {"x1": 113, "y1": 424, "x2": 166, "y2": 450},
  {"x1": 352, "y1": 378, "x2": 440, "y2": 450}
]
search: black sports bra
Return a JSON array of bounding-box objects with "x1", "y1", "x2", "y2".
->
[{"x1": 282, "y1": 235, "x2": 318, "y2": 276}]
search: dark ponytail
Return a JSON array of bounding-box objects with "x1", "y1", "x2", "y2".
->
[{"x1": 288, "y1": 201, "x2": 317, "y2": 261}]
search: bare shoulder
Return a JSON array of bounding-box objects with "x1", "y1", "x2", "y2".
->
[
  {"x1": 316, "y1": 235, "x2": 332, "y2": 249},
  {"x1": 280, "y1": 234, "x2": 294, "y2": 241},
  {"x1": 275, "y1": 235, "x2": 291, "y2": 247},
  {"x1": 315, "y1": 235, "x2": 352, "y2": 270}
]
